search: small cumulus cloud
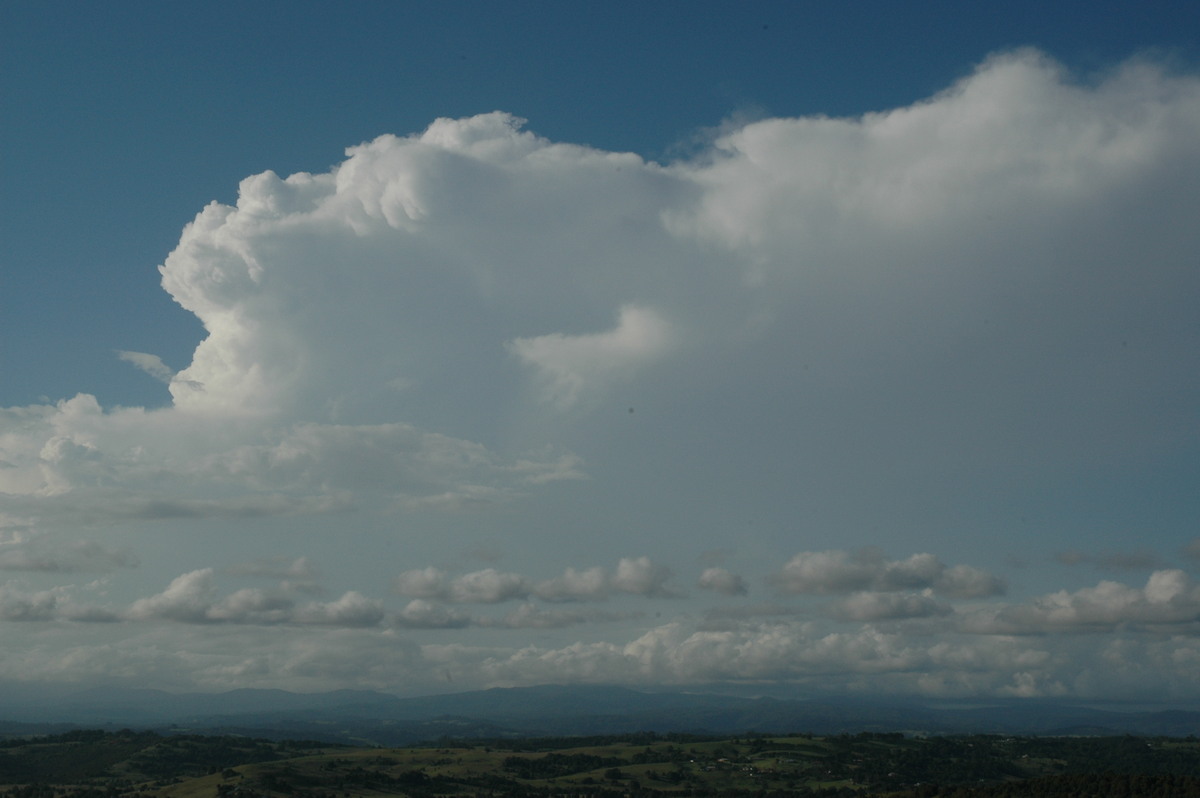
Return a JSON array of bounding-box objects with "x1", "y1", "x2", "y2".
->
[
  {"x1": 968, "y1": 570, "x2": 1200, "y2": 634},
  {"x1": 126, "y1": 570, "x2": 386, "y2": 628},
  {"x1": 533, "y1": 566, "x2": 611, "y2": 603},
  {"x1": 697, "y1": 566, "x2": 748, "y2": 596},
  {"x1": 394, "y1": 557, "x2": 682, "y2": 604},
  {"x1": 611, "y1": 556, "x2": 682, "y2": 598},
  {"x1": 770, "y1": 549, "x2": 1004, "y2": 598},
  {"x1": 294, "y1": 592, "x2": 386, "y2": 627},
  {"x1": 127, "y1": 569, "x2": 218, "y2": 624}
]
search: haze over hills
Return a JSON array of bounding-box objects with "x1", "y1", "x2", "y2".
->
[{"x1": 2, "y1": 684, "x2": 1198, "y2": 745}]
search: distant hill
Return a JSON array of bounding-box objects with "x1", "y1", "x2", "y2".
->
[{"x1": 1, "y1": 683, "x2": 1198, "y2": 744}]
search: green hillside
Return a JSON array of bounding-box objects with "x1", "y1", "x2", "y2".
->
[{"x1": 1, "y1": 730, "x2": 1198, "y2": 796}]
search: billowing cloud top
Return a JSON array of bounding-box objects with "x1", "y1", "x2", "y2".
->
[{"x1": 2, "y1": 50, "x2": 1200, "y2": 699}]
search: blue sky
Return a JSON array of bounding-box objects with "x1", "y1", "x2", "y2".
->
[{"x1": 2, "y1": 1, "x2": 1200, "y2": 701}]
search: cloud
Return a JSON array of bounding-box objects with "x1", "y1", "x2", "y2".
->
[
  {"x1": 394, "y1": 558, "x2": 681, "y2": 603},
  {"x1": 5, "y1": 51, "x2": 1198, "y2": 536},
  {"x1": 0, "y1": 539, "x2": 138, "y2": 573},
  {"x1": 508, "y1": 305, "x2": 676, "y2": 408},
  {"x1": 208, "y1": 588, "x2": 295, "y2": 624},
  {"x1": 469, "y1": 620, "x2": 1066, "y2": 697},
  {"x1": 127, "y1": 569, "x2": 218, "y2": 624},
  {"x1": 771, "y1": 549, "x2": 1004, "y2": 598},
  {"x1": 0, "y1": 579, "x2": 119, "y2": 624},
  {"x1": 1, "y1": 50, "x2": 1199, "y2": 699},
  {"x1": 611, "y1": 556, "x2": 682, "y2": 598},
  {"x1": 828, "y1": 590, "x2": 953, "y2": 622},
  {"x1": 978, "y1": 570, "x2": 1200, "y2": 633},
  {"x1": 697, "y1": 567, "x2": 748, "y2": 596},
  {"x1": 533, "y1": 566, "x2": 611, "y2": 603},
  {"x1": 392, "y1": 567, "x2": 451, "y2": 600},
  {"x1": 0, "y1": 401, "x2": 576, "y2": 524},
  {"x1": 0, "y1": 583, "x2": 62, "y2": 622},
  {"x1": 294, "y1": 592, "x2": 386, "y2": 627},
  {"x1": 126, "y1": 571, "x2": 385, "y2": 628},
  {"x1": 393, "y1": 567, "x2": 532, "y2": 604},
  {"x1": 116, "y1": 351, "x2": 175, "y2": 384}
]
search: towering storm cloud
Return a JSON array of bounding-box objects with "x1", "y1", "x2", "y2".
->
[{"x1": 1, "y1": 51, "x2": 1199, "y2": 697}]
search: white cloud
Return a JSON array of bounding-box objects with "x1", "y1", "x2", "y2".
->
[
  {"x1": 611, "y1": 556, "x2": 682, "y2": 598},
  {"x1": 979, "y1": 569, "x2": 1200, "y2": 633},
  {"x1": 533, "y1": 566, "x2": 611, "y2": 603},
  {"x1": 0, "y1": 583, "x2": 62, "y2": 622},
  {"x1": 468, "y1": 620, "x2": 1064, "y2": 696},
  {"x1": 394, "y1": 558, "x2": 681, "y2": 603},
  {"x1": 208, "y1": 588, "x2": 294, "y2": 624},
  {"x1": 446, "y1": 568, "x2": 532, "y2": 603},
  {"x1": 116, "y1": 351, "x2": 175, "y2": 384},
  {"x1": 392, "y1": 567, "x2": 450, "y2": 600},
  {"x1": 393, "y1": 567, "x2": 532, "y2": 604},
  {"x1": 829, "y1": 590, "x2": 953, "y2": 622},
  {"x1": 771, "y1": 549, "x2": 1004, "y2": 598},
  {"x1": 294, "y1": 591, "x2": 386, "y2": 627},
  {"x1": 0, "y1": 51, "x2": 1199, "y2": 699},
  {"x1": 508, "y1": 305, "x2": 676, "y2": 408},
  {"x1": 126, "y1": 571, "x2": 384, "y2": 628},
  {"x1": 127, "y1": 569, "x2": 217, "y2": 624},
  {"x1": 697, "y1": 567, "x2": 748, "y2": 596}
]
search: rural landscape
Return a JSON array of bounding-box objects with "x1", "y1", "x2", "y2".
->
[
  {"x1": 2, "y1": 685, "x2": 1200, "y2": 796},
  {"x1": 2, "y1": 727, "x2": 1200, "y2": 797}
]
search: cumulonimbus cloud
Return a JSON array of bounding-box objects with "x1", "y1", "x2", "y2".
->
[{"x1": 0, "y1": 49, "x2": 1198, "y2": 698}]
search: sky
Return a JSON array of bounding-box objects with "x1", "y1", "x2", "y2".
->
[{"x1": 2, "y1": 0, "x2": 1200, "y2": 703}]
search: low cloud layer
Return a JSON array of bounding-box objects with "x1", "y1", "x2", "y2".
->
[
  {"x1": 771, "y1": 549, "x2": 1005, "y2": 599},
  {"x1": 4, "y1": 554, "x2": 1200, "y2": 698},
  {"x1": 0, "y1": 50, "x2": 1198, "y2": 699},
  {"x1": 393, "y1": 557, "x2": 682, "y2": 604}
]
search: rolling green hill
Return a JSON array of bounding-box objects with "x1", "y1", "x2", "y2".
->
[{"x1": 1, "y1": 729, "x2": 1199, "y2": 797}]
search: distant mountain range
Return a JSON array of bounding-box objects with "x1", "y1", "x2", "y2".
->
[{"x1": 2, "y1": 683, "x2": 1198, "y2": 744}]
